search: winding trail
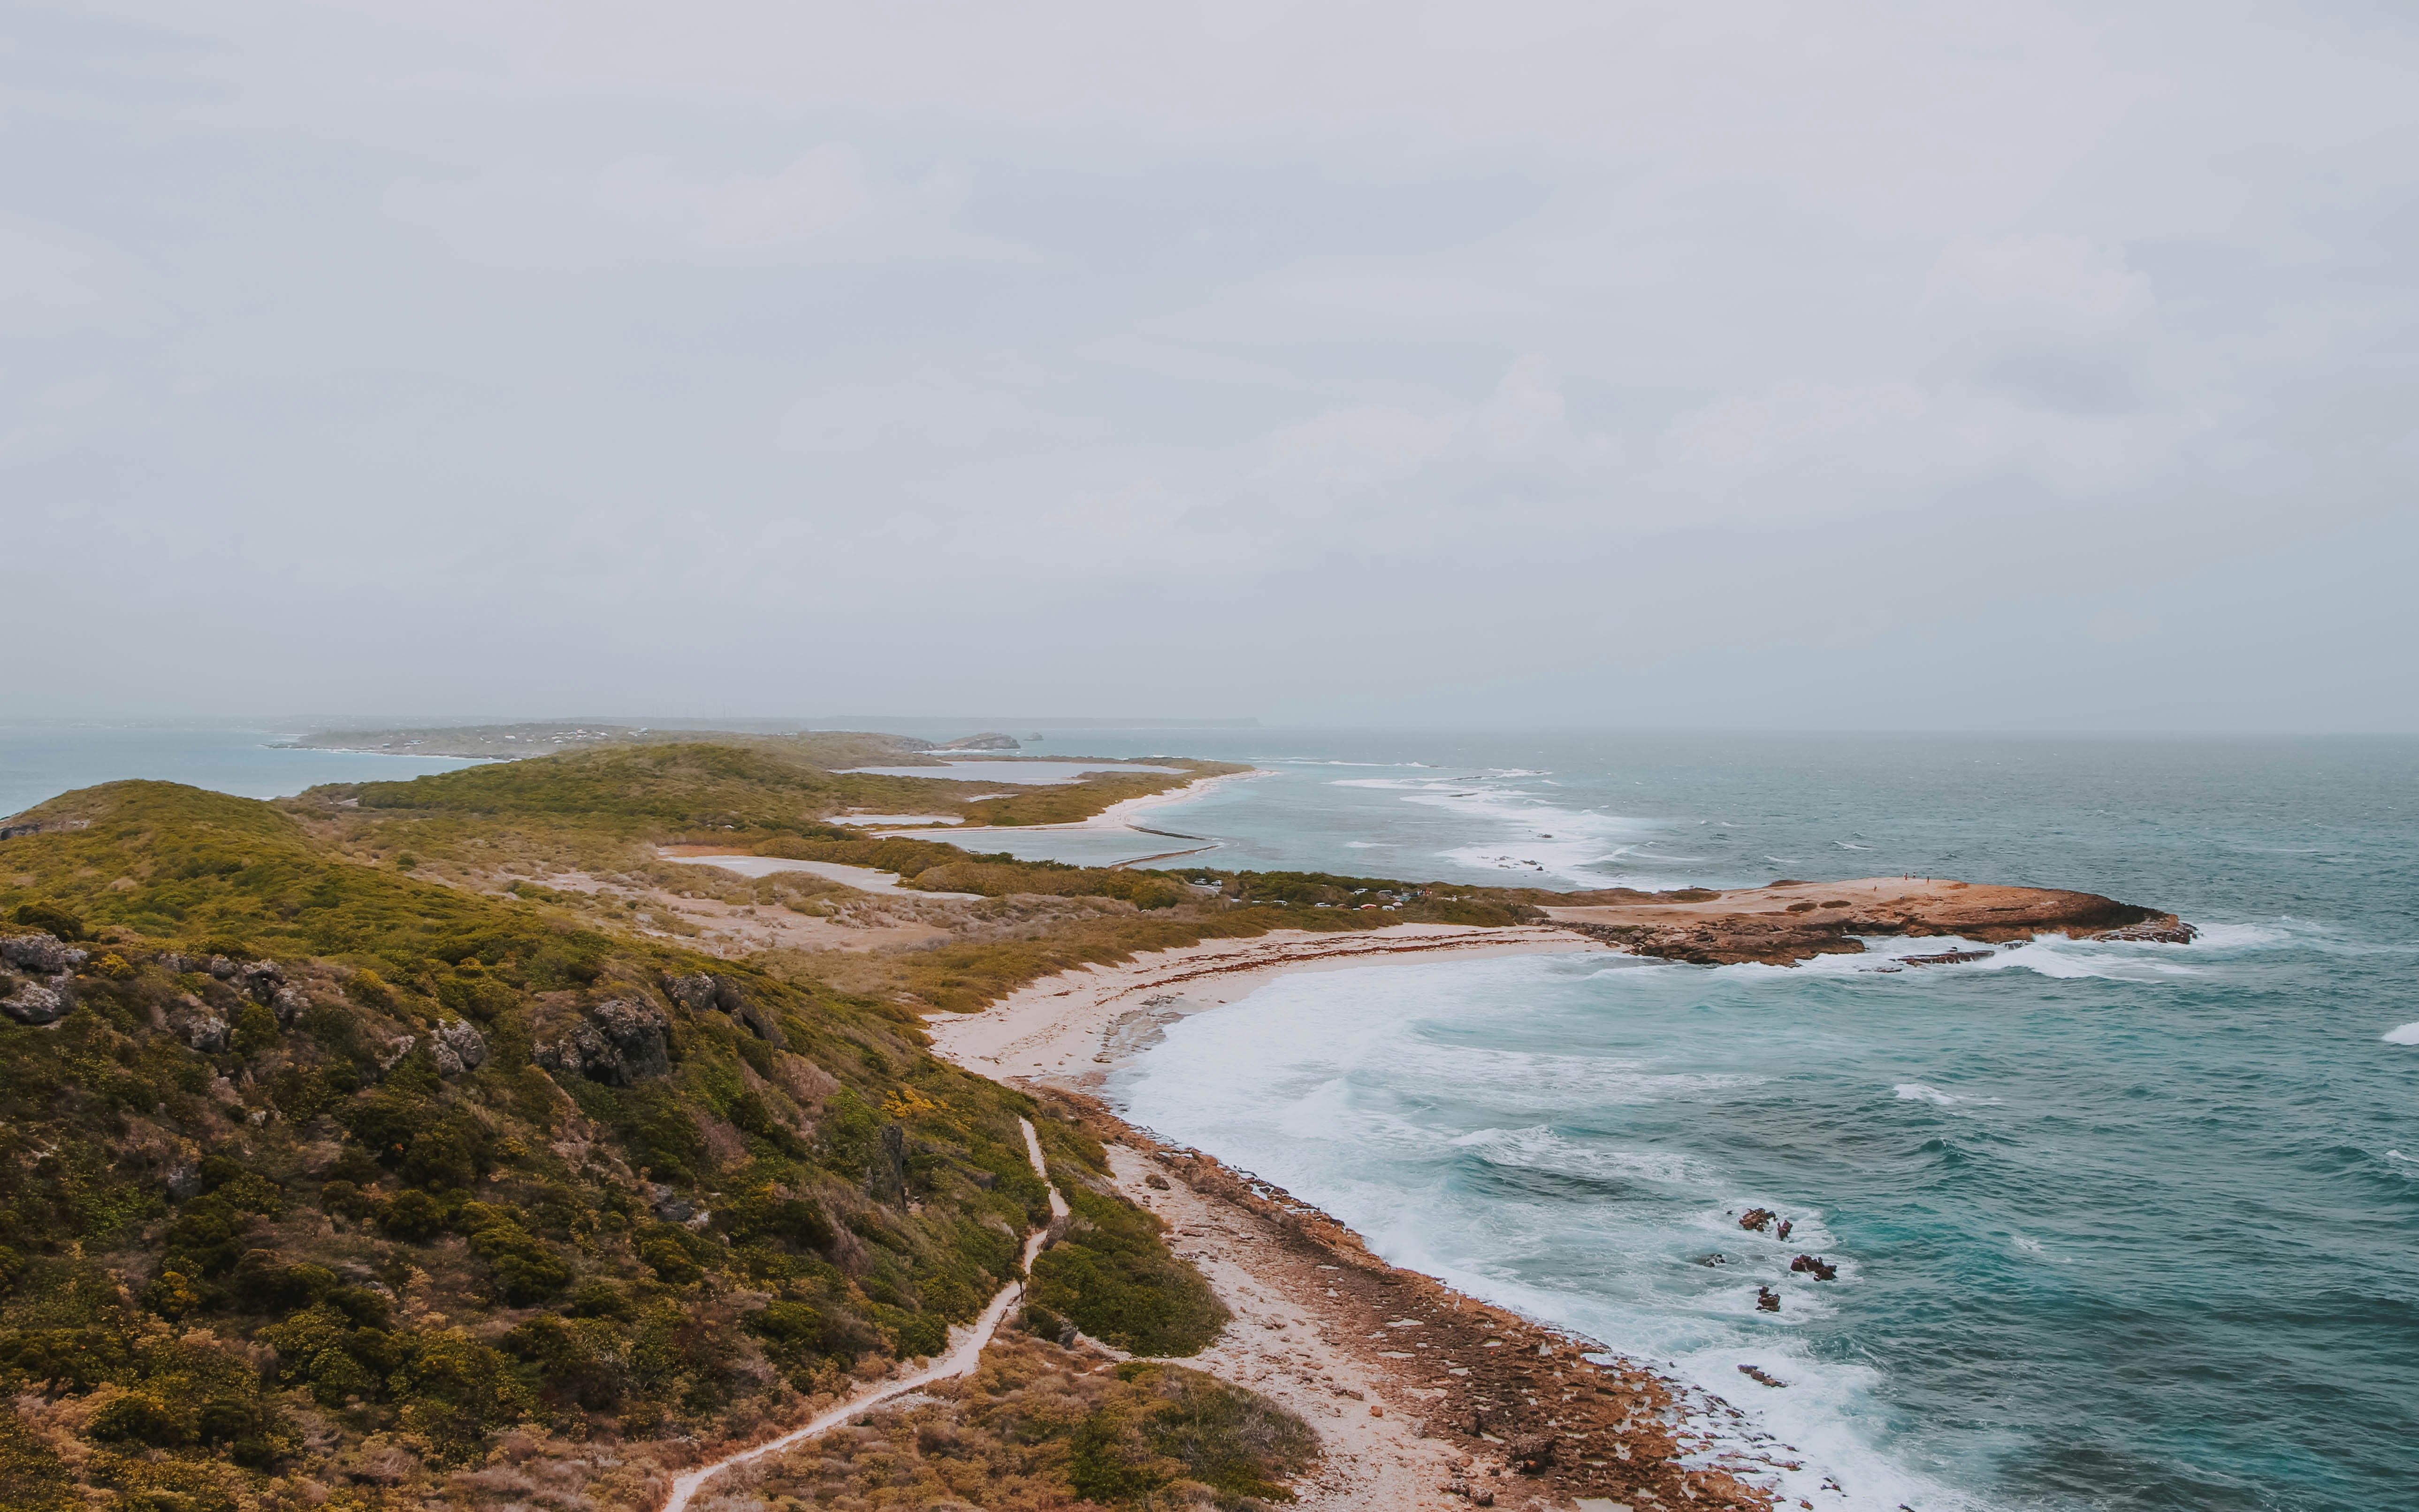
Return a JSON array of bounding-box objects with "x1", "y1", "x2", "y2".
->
[{"x1": 658, "y1": 1118, "x2": 1067, "y2": 1512}]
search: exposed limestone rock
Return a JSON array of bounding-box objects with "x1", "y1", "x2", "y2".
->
[
  {"x1": 1546, "y1": 880, "x2": 2191, "y2": 966},
  {"x1": 664, "y1": 970, "x2": 786, "y2": 1046},
  {"x1": 273, "y1": 986, "x2": 311, "y2": 1025},
  {"x1": 431, "y1": 1018, "x2": 488, "y2": 1076},
  {"x1": 536, "y1": 999, "x2": 671, "y2": 1086},
  {"x1": 177, "y1": 1006, "x2": 231, "y2": 1053},
  {"x1": 235, "y1": 959, "x2": 285, "y2": 1004},
  {"x1": 2, "y1": 981, "x2": 68, "y2": 1025},
  {"x1": 0, "y1": 932, "x2": 85, "y2": 974}
]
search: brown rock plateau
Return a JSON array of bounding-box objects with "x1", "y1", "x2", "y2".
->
[{"x1": 1541, "y1": 876, "x2": 2192, "y2": 966}]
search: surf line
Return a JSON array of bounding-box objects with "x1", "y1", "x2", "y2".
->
[{"x1": 658, "y1": 1118, "x2": 1070, "y2": 1512}]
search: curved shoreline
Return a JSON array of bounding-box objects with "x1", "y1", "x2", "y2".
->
[{"x1": 925, "y1": 927, "x2": 1789, "y2": 1510}]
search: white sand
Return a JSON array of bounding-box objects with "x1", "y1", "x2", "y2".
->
[
  {"x1": 926, "y1": 921, "x2": 1602, "y2": 1088},
  {"x1": 832, "y1": 812, "x2": 964, "y2": 826},
  {"x1": 881, "y1": 766, "x2": 1271, "y2": 843}
]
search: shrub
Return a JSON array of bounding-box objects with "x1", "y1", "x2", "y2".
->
[
  {"x1": 1030, "y1": 1184, "x2": 1229, "y2": 1357},
  {"x1": 382, "y1": 1189, "x2": 444, "y2": 1241},
  {"x1": 10, "y1": 901, "x2": 85, "y2": 940}
]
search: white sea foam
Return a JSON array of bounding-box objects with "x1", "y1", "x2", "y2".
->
[
  {"x1": 2384, "y1": 1021, "x2": 2419, "y2": 1046},
  {"x1": 1331, "y1": 772, "x2": 1685, "y2": 886},
  {"x1": 1894, "y1": 1082, "x2": 1960, "y2": 1105}
]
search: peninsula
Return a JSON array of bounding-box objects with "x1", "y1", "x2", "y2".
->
[{"x1": 0, "y1": 736, "x2": 2190, "y2": 1512}]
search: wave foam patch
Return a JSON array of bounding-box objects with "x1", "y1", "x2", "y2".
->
[
  {"x1": 2385, "y1": 1022, "x2": 2419, "y2": 1046},
  {"x1": 1895, "y1": 1083, "x2": 1960, "y2": 1105}
]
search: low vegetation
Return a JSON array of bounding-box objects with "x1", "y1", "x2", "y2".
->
[
  {"x1": 741, "y1": 1327, "x2": 1316, "y2": 1512},
  {"x1": 0, "y1": 742, "x2": 1583, "y2": 1509},
  {"x1": 0, "y1": 777, "x2": 1233, "y2": 1509}
]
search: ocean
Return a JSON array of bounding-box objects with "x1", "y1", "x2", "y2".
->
[
  {"x1": 0, "y1": 723, "x2": 481, "y2": 820},
  {"x1": 1097, "y1": 731, "x2": 2419, "y2": 1512},
  {"x1": 12, "y1": 725, "x2": 2413, "y2": 1508}
]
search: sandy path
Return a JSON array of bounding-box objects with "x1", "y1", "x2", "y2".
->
[
  {"x1": 1101, "y1": 1141, "x2": 1478, "y2": 1511},
  {"x1": 658, "y1": 1117, "x2": 1061, "y2": 1512},
  {"x1": 926, "y1": 922, "x2": 1603, "y2": 1089}
]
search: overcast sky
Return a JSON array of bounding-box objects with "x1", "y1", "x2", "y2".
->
[{"x1": 6, "y1": 1, "x2": 2415, "y2": 728}]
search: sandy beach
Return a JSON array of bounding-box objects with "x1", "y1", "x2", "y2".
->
[
  {"x1": 918, "y1": 919, "x2": 1783, "y2": 1510},
  {"x1": 925, "y1": 920, "x2": 1603, "y2": 1092},
  {"x1": 879, "y1": 764, "x2": 1271, "y2": 843}
]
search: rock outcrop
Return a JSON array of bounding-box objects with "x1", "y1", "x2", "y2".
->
[
  {"x1": 3, "y1": 981, "x2": 68, "y2": 1025},
  {"x1": 1, "y1": 931, "x2": 87, "y2": 975},
  {"x1": 431, "y1": 1018, "x2": 488, "y2": 1076},
  {"x1": 664, "y1": 971, "x2": 786, "y2": 1046},
  {"x1": 1545, "y1": 878, "x2": 2195, "y2": 967},
  {"x1": 535, "y1": 999, "x2": 672, "y2": 1085},
  {"x1": 1, "y1": 931, "x2": 84, "y2": 1023}
]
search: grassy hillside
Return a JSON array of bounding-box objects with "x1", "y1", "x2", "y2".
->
[{"x1": 0, "y1": 778, "x2": 1228, "y2": 1512}]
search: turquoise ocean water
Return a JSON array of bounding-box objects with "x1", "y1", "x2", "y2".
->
[
  {"x1": 10, "y1": 726, "x2": 2413, "y2": 1508},
  {"x1": 1089, "y1": 732, "x2": 2416, "y2": 1512},
  {"x1": 0, "y1": 723, "x2": 480, "y2": 819}
]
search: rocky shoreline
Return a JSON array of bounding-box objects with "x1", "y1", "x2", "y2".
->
[{"x1": 1050, "y1": 1090, "x2": 1783, "y2": 1510}]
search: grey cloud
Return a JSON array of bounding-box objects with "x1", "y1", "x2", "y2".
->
[{"x1": 2, "y1": 0, "x2": 2414, "y2": 729}]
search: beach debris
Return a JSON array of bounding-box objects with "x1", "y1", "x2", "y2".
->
[
  {"x1": 1737, "y1": 1364, "x2": 1787, "y2": 1389},
  {"x1": 1789, "y1": 1254, "x2": 1839, "y2": 1282},
  {"x1": 1507, "y1": 1433, "x2": 1557, "y2": 1474},
  {"x1": 1739, "y1": 1208, "x2": 1777, "y2": 1233},
  {"x1": 1756, "y1": 1287, "x2": 1781, "y2": 1313}
]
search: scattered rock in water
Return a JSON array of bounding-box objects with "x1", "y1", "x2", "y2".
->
[
  {"x1": 1739, "y1": 1207, "x2": 1777, "y2": 1233},
  {"x1": 2098, "y1": 921, "x2": 2199, "y2": 944},
  {"x1": 1899, "y1": 948, "x2": 1994, "y2": 966},
  {"x1": 1737, "y1": 1364, "x2": 1787, "y2": 1388},
  {"x1": 1789, "y1": 1254, "x2": 1839, "y2": 1282},
  {"x1": 1756, "y1": 1287, "x2": 1781, "y2": 1313},
  {"x1": 1776, "y1": 1218, "x2": 1793, "y2": 1241}
]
